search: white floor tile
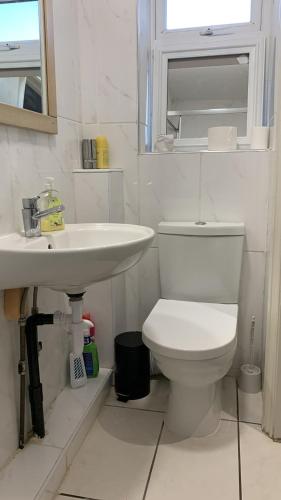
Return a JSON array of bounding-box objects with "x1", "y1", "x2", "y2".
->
[
  {"x1": 106, "y1": 376, "x2": 236, "y2": 420},
  {"x1": 238, "y1": 389, "x2": 263, "y2": 424},
  {"x1": 240, "y1": 423, "x2": 281, "y2": 500},
  {"x1": 145, "y1": 420, "x2": 239, "y2": 500},
  {"x1": 221, "y1": 377, "x2": 237, "y2": 421},
  {"x1": 59, "y1": 406, "x2": 163, "y2": 500},
  {"x1": 105, "y1": 378, "x2": 169, "y2": 412},
  {"x1": 36, "y1": 369, "x2": 111, "y2": 449},
  {"x1": 0, "y1": 444, "x2": 61, "y2": 500}
]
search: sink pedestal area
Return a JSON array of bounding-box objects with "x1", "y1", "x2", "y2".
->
[{"x1": 0, "y1": 223, "x2": 154, "y2": 442}]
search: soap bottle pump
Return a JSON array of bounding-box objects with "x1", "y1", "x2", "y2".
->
[{"x1": 40, "y1": 177, "x2": 65, "y2": 232}]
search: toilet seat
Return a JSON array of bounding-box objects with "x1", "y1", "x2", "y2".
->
[{"x1": 142, "y1": 299, "x2": 238, "y2": 361}]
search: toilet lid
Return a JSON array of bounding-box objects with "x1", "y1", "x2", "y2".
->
[{"x1": 142, "y1": 299, "x2": 238, "y2": 361}]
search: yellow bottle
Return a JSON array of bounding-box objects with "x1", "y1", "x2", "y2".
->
[
  {"x1": 40, "y1": 177, "x2": 65, "y2": 232},
  {"x1": 96, "y1": 136, "x2": 109, "y2": 168}
]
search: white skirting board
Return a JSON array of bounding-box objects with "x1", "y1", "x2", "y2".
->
[{"x1": 0, "y1": 368, "x2": 112, "y2": 500}]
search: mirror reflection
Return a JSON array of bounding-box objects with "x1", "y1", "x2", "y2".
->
[
  {"x1": 0, "y1": 0, "x2": 44, "y2": 114},
  {"x1": 167, "y1": 54, "x2": 249, "y2": 140}
]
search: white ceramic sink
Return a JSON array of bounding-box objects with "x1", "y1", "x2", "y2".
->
[{"x1": 0, "y1": 223, "x2": 154, "y2": 294}]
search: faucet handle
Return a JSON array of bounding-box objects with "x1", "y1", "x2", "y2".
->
[{"x1": 22, "y1": 197, "x2": 40, "y2": 210}]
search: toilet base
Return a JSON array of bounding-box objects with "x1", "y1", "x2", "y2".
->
[{"x1": 166, "y1": 381, "x2": 221, "y2": 438}]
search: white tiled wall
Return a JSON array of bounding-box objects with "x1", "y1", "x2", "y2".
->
[
  {"x1": 139, "y1": 153, "x2": 201, "y2": 245},
  {"x1": 79, "y1": 0, "x2": 139, "y2": 332},
  {"x1": 76, "y1": 0, "x2": 271, "y2": 373},
  {"x1": 0, "y1": 0, "x2": 83, "y2": 470},
  {"x1": 200, "y1": 152, "x2": 269, "y2": 252},
  {"x1": 74, "y1": 170, "x2": 126, "y2": 367},
  {"x1": 93, "y1": 1, "x2": 138, "y2": 124},
  {"x1": 0, "y1": 0, "x2": 271, "y2": 474}
]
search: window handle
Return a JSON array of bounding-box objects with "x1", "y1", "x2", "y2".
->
[
  {"x1": 200, "y1": 27, "x2": 214, "y2": 36},
  {"x1": 200, "y1": 27, "x2": 234, "y2": 36},
  {"x1": 0, "y1": 42, "x2": 20, "y2": 51}
]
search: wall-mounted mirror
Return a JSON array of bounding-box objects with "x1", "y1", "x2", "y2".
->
[{"x1": 0, "y1": 0, "x2": 57, "y2": 134}]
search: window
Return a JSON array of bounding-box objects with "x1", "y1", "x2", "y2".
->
[
  {"x1": 156, "y1": 0, "x2": 262, "y2": 39},
  {"x1": 0, "y1": 1, "x2": 40, "y2": 42},
  {"x1": 149, "y1": 0, "x2": 266, "y2": 150},
  {"x1": 166, "y1": 0, "x2": 252, "y2": 31},
  {"x1": 167, "y1": 54, "x2": 249, "y2": 140}
]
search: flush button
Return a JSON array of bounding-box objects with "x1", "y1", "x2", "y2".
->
[{"x1": 195, "y1": 221, "x2": 207, "y2": 226}]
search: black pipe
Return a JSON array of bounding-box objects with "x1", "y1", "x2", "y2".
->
[
  {"x1": 25, "y1": 313, "x2": 54, "y2": 438},
  {"x1": 18, "y1": 288, "x2": 29, "y2": 449}
]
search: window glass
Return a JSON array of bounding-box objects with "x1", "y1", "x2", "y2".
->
[
  {"x1": 0, "y1": 1, "x2": 39, "y2": 42},
  {"x1": 166, "y1": 0, "x2": 252, "y2": 30},
  {"x1": 167, "y1": 54, "x2": 249, "y2": 139}
]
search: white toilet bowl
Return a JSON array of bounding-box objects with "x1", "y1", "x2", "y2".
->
[{"x1": 143, "y1": 299, "x2": 238, "y2": 438}]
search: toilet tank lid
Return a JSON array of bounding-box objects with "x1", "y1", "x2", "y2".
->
[{"x1": 158, "y1": 221, "x2": 245, "y2": 236}]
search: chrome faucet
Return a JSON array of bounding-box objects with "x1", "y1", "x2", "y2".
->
[{"x1": 22, "y1": 196, "x2": 65, "y2": 238}]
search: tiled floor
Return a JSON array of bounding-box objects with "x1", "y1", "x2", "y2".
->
[{"x1": 56, "y1": 377, "x2": 279, "y2": 500}]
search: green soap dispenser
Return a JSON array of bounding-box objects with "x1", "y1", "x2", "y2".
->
[
  {"x1": 82, "y1": 319, "x2": 99, "y2": 378},
  {"x1": 40, "y1": 177, "x2": 65, "y2": 232}
]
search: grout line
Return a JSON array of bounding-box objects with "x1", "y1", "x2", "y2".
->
[
  {"x1": 58, "y1": 116, "x2": 82, "y2": 125},
  {"x1": 142, "y1": 420, "x2": 164, "y2": 500},
  {"x1": 239, "y1": 420, "x2": 262, "y2": 426},
  {"x1": 59, "y1": 493, "x2": 101, "y2": 500},
  {"x1": 236, "y1": 380, "x2": 243, "y2": 500},
  {"x1": 221, "y1": 417, "x2": 238, "y2": 423},
  {"x1": 104, "y1": 403, "x2": 165, "y2": 414}
]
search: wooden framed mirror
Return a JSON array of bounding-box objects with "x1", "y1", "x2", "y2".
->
[{"x1": 0, "y1": 0, "x2": 57, "y2": 134}]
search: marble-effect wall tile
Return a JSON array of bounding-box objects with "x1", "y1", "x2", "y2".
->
[
  {"x1": 74, "y1": 172, "x2": 110, "y2": 223},
  {"x1": 0, "y1": 0, "x2": 84, "y2": 470},
  {"x1": 0, "y1": 293, "x2": 18, "y2": 470},
  {"x1": 94, "y1": 0, "x2": 138, "y2": 123},
  {"x1": 0, "y1": 126, "x2": 15, "y2": 234},
  {"x1": 139, "y1": 153, "x2": 201, "y2": 246},
  {"x1": 138, "y1": 248, "x2": 161, "y2": 327},
  {"x1": 52, "y1": 0, "x2": 82, "y2": 122},
  {"x1": 201, "y1": 151, "x2": 270, "y2": 252},
  {"x1": 78, "y1": 0, "x2": 98, "y2": 124},
  {"x1": 234, "y1": 251, "x2": 266, "y2": 371}
]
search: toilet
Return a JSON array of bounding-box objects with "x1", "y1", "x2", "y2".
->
[{"x1": 142, "y1": 221, "x2": 244, "y2": 438}]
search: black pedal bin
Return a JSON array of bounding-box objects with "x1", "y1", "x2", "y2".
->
[{"x1": 114, "y1": 332, "x2": 150, "y2": 402}]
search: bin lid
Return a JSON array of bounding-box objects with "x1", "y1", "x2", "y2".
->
[{"x1": 115, "y1": 331, "x2": 143, "y2": 348}]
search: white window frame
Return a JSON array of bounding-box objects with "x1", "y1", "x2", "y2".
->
[
  {"x1": 0, "y1": 40, "x2": 41, "y2": 70},
  {"x1": 153, "y1": 38, "x2": 265, "y2": 149},
  {"x1": 155, "y1": 0, "x2": 263, "y2": 41}
]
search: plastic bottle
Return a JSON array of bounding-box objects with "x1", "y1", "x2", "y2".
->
[
  {"x1": 40, "y1": 177, "x2": 65, "y2": 232},
  {"x1": 82, "y1": 312, "x2": 96, "y2": 338},
  {"x1": 82, "y1": 319, "x2": 99, "y2": 378},
  {"x1": 96, "y1": 136, "x2": 109, "y2": 168}
]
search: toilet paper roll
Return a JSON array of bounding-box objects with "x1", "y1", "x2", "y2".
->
[
  {"x1": 251, "y1": 127, "x2": 269, "y2": 150},
  {"x1": 208, "y1": 127, "x2": 238, "y2": 151}
]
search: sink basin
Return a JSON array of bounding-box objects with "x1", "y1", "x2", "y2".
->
[{"x1": 0, "y1": 223, "x2": 154, "y2": 294}]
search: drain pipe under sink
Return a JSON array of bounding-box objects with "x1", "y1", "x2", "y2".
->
[{"x1": 25, "y1": 312, "x2": 54, "y2": 438}]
